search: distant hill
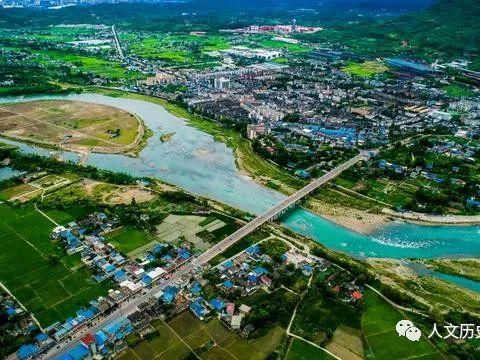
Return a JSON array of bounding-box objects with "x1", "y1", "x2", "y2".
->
[
  {"x1": 298, "y1": 0, "x2": 480, "y2": 69},
  {"x1": 0, "y1": 0, "x2": 435, "y2": 29}
]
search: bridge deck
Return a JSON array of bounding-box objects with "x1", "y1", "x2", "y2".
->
[{"x1": 195, "y1": 152, "x2": 367, "y2": 265}]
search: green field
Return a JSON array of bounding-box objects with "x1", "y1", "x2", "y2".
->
[
  {"x1": 106, "y1": 227, "x2": 156, "y2": 255},
  {"x1": 0, "y1": 204, "x2": 111, "y2": 326},
  {"x1": 442, "y1": 84, "x2": 476, "y2": 98},
  {"x1": 118, "y1": 311, "x2": 285, "y2": 360},
  {"x1": 286, "y1": 339, "x2": 336, "y2": 360},
  {"x1": 127, "y1": 34, "x2": 229, "y2": 67},
  {"x1": 35, "y1": 49, "x2": 143, "y2": 80},
  {"x1": 342, "y1": 61, "x2": 388, "y2": 77},
  {"x1": 256, "y1": 37, "x2": 311, "y2": 53},
  {"x1": 362, "y1": 290, "x2": 440, "y2": 360}
]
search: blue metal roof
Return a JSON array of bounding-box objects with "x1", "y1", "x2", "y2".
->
[
  {"x1": 190, "y1": 298, "x2": 207, "y2": 318},
  {"x1": 245, "y1": 245, "x2": 260, "y2": 255},
  {"x1": 17, "y1": 344, "x2": 39, "y2": 360},
  {"x1": 35, "y1": 333, "x2": 48, "y2": 342},
  {"x1": 95, "y1": 330, "x2": 108, "y2": 346},
  {"x1": 209, "y1": 298, "x2": 226, "y2": 312},
  {"x1": 222, "y1": 280, "x2": 234, "y2": 289},
  {"x1": 190, "y1": 282, "x2": 202, "y2": 294},
  {"x1": 253, "y1": 266, "x2": 268, "y2": 276},
  {"x1": 222, "y1": 259, "x2": 234, "y2": 268},
  {"x1": 67, "y1": 344, "x2": 90, "y2": 360}
]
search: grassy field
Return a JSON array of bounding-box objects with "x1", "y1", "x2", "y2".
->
[
  {"x1": 0, "y1": 100, "x2": 143, "y2": 154},
  {"x1": 126, "y1": 34, "x2": 229, "y2": 67},
  {"x1": 362, "y1": 290, "x2": 440, "y2": 360},
  {"x1": 442, "y1": 84, "x2": 476, "y2": 98},
  {"x1": 36, "y1": 49, "x2": 143, "y2": 80},
  {"x1": 0, "y1": 204, "x2": 111, "y2": 326},
  {"x1": 255, "y1": 37, "x2": 311, "y2": 53},
  {"x1": 286, "y1": 339, "x2": 336, "y2": 360},
  {"x1": 342, "y1": 61, "x2": 388, "y2": 77},
  {"x1": 106, "y1": 227, "x2": 156, "y2": 255},
  {"x1": 118, "y1": 311, "x2": 285, "y2": 360}
]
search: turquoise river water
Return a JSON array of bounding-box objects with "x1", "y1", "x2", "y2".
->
[{"x1": 1, "y1": 93, "x2": 479, "y2": 260}]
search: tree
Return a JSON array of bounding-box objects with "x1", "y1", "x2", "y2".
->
[{"x1": 48, "y1": 254, "x2": 60, "y2": 265}]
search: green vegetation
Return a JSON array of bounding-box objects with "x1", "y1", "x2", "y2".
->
[
  {"x1": 286, "y1": 339, "x2": 335, "y2": 360},
  {"x1": 342, "y1": 61, "x2": 388, "y2": 78},
  {"x1": 442, "y1": 84, "x2": 477, "y2": 98},
  {"x1": 333, "y1": 135, "x2": 480, "y2": 215},
  {"x1": 106, "y1": 227, "x2": 156, "y2": 254},
  {"x1": 122, "y1": 312, "x2": 285, "y2": 360},
  {"x1": 298, "y1": 0, "x2": 480, "y2": 67},
  {"x1": 362, "y1": 289, "x2": 440, "y2": 360},
  {"x1": 127, "y1": 34, "x2": 230, "y2": 67},
  {"x1": 0, "y1": 203, "x2": 111, "y2": 326},
  {"x1": 423, "y1": 258, "x2": 480, "y2": 282}
]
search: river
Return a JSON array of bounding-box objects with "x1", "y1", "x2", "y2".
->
[{"x1": 1, "y1": 93, "x2": 479, "y2": 259}]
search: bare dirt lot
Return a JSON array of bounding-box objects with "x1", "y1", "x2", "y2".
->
[{"x1": 0, "y1": 100, "x2": 145, "y2": 154}]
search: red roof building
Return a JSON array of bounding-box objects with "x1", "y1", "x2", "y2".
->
[{"x1": 351, "y1": 291, "x2": 363, "y2": 300}]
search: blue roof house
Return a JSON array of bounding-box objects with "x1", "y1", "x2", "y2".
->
[
  {"x1": 245, "y1": 245, "x2": 261, "y2": 256},
  {"x1": 162, "y1": 286, "x2": 179, "y2": 304},
  {"x1": 103, "y1": 317, "x2": 133, "y2": 341},
  {"x1": 17, "y1": 344, "x2": 39, "y2": 360},
  {"x1": 190, "y1": 297, "x2": 208, "y2": 320},
  {"x1": 253, "y1": 266, "x2": 268, "y2": 276},
  {"x1": 209, "y1": 298, "x2": 226, "y2": 312},
  {"x1": 222, "y1": 280, "x2": 234, "y2": 290},
  {"x1": 190, "y1": 282, "x2": 202, "y2": 295},
  {"x1": 63, "y1": 343, "x2": 90, "y2": 360},
  {"x1": 114, "y1": 269, "x2": 127, "y2": 283}
]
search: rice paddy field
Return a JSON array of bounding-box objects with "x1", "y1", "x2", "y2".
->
[
  {"x1": 362, "y1": 290, "x2": 440, "y2": 360},
  {"x1": 0, "y1": 100, "x2": 143, "y2": 154},
  {"x1": 0, "y1": 203, "x2": 111, "y2": 327},
  {"x1": 117, "y1": 311, "x2": 285, "y2": 360},
  {"x1": 285, "y1": 339, "x2": 336, "y2": 360}
]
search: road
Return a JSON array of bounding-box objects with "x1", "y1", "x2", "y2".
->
[{"x1": 44, "y1": 152, "x2": 369, "y2": 359}]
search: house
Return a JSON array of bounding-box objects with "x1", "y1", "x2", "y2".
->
[
  {"x1": 102, "y1": 317, "x2": 133, "y2": 342},
  {"x1": 222, "y1": 280, "x2": 234, "y2": 290},
  {"x1": 17, "y1": 344, "x2": 39, "y2": 360},
  {"x1": 302, "y1": 264, "x2": 313, "y2": 276},
  {"x1": 351, "y1": 290, "x2": 363, "y2": 301},
  {"x1": 226, "y1": 303, "x2": 235, "y2": 317},
  {"x1": 113, "y1": 269, "x2": 127, "y2": 283},
  {"x1": 231, "y1": 315, "x2": 243, "y2": 330},
  {"x1": 190, "y1": 281, "x2": 202, "y2": 295},
  {"x1": 252, "y1": 266, "x2": 268, "y2": 276},
  {"x1": 245, "y1": 245, "x2": 261, "y2": 256},
  {"x1": 209, "y1": 298, "x2": 226, "y2": 312},
  {"x1": 162, "y1": 286, "x2": 179, "y2": 304},
  {"x1": 239, "y1": 304, "x2": 251, "y2": 314},
  {"x1": 190, "y1": 297, "x2": 208, "y2": 320},
  {"x1": 260, "y1": 275, "x2": 272, "y2": 287},
  {"x1": 58, "y1": 343, "x2": 91, "y2": 360}
]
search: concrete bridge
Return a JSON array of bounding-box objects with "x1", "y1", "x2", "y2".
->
[{"x1": 194, "y1": 151, "x2": 372, "y2": 265}]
